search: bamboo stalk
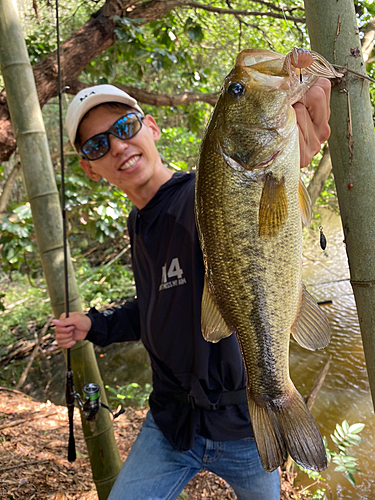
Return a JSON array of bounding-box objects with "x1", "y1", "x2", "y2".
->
[
  {"x1": 0, "y1": 1, "x2": 122, "y2": 497},
  {"x1": 305, "y1": 0, "x2": 375, "y2": 413}
]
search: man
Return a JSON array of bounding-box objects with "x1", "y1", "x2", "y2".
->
[{"x1": 54, "y1": 78, "x2": 331, "y2": 500}]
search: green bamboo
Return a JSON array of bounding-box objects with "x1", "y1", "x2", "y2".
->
[
  {"x1": 304, "y1": 0, "x2": 375, "y2": 410},
  {"x1": 0, "y1": 1, "x2": 122, "y2": 496}
]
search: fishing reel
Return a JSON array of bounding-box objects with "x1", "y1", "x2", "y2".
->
[
  {"x1": 65, "y1": 371, "x2": 125, "y2": 462},
  {"x1": 67, "y1": 372, "x2": 124, "y2": 422},
  {"x1": 73, "y1": 382, "x2": 125, "y2": 421},
  {"x1": 72, "y1": 383, "x2": 101, "y2": 421}
]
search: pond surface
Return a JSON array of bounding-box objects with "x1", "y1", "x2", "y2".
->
[
  {"x1": 292, "y1": 210, "x2": 375, "y2": 499},
  {"x1": 24, "y1": 209, "x2": 374, "y2": 499}
]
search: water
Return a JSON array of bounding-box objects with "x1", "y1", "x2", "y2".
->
[
  {"x1": 291, "y1": 210, "x2": 375, "y2": 498},
  {"x1": 25, "y1": 209, "x2": 374, "y2": 498}
]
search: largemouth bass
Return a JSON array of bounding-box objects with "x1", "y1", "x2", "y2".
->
[{"x1": 195, "y1": 48, "x2": 339, "y2": 473}]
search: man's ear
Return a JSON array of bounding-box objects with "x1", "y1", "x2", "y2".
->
[
  {"x1": 79, "y1": 158, "x2": 102, "y2": 181},
  {"x1": 143, "y1": 115, "x2": 161, "y2": 142}
]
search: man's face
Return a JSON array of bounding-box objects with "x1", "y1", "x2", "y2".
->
[{"x1": 78, "y1": 105, "x2": 163, "y2": 194}]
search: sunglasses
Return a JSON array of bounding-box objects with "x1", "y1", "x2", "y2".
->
[{"x1": 81, "y1": 113, "x2": 144, "y2": 161}]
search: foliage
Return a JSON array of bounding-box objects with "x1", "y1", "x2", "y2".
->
[
  {"x1": 297, "y1": 420, "x2": 365, "y2": 499},
  {"x1": 0, "y1": 273, "x2": 52, "y2": 349},
  {"x1": 57, "y1": 159, "x2": 134, "y2": 245},
  {"x1": 106, "y1": 382, "x2": 152, "y2": 408},
  {"x1": 76, "y1": 261, "x2": 135, "y2": 309},
  {"x1": 0, "y1": 203, "x2": 40, "y2": 279},
  {"x1": 158, "y1": 126, "x2": 201, "y2": 171},
  {"x1": 326, "y1": 421, "x2": 364, "y2": 485},
  {"x1": 0, "y1": 258, "x2": 135, "y2": 351}
]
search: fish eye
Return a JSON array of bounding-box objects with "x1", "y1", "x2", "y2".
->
[{"x1": 227, "y1": 82, "x2": 245, "y2": 99}]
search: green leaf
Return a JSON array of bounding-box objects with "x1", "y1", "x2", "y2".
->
[
  {"x1": 348, "y1": 423, "x2": 365, "y2": 434},
  {"x1": 342, "y1": 420, "x2": 350, "y2": 434},
  {"x1": 335, "y1": 423, "x2": 345, "y2": 439},
  {"x1": 331, "y1": 434, "x2": 339, "y2": 445},
  {"x1": 345, "y1": 472, "x2": 357, "y2": 487},
  {"x1": 334, "y1": 465, "x2": 347, "y2": 472},
  {"x1": 312, "y1": 489, "x2": 327, "y2": 500},
  {"x1": 346, "y1": 466, "x2": 360, "y2": 474},
  {"x1": 13, "y1": 204, "x2": 32, "y2": 218},
  {"x1": 345, "y1": 435, "x2": 362, "y2": 445},
  {"x1": 187, "y1": 25, "x2": 204, "y2": 42}
]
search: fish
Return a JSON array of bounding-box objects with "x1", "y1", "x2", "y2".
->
[{"x1": 195, "y1": 48, "x2": 340, "y2": 473}]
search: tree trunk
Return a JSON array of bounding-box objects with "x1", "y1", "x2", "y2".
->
[
  {"x1": 0, "y1": 1, "x2": 122, "y2": 497},
  {"x1": 307, "y1": 144, "x2": 332, "y2": 208},
  {"x1": 0, "y1": 161, "x2": 22, "y2": 215},
  {"x1": 362, "y1": 17, "x2": 375, "y2": 64},
  {"x1": 304, "y1": 0, "x2": 375, "y2": 411}
]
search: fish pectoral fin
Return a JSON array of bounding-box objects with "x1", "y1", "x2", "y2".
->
[
  {"x1": 201, "y1": 278, "x2": 233, "y2": 343},
  {"x1": 291, "y1": 283, "x2": 331, "y2": 351},
  {"x1": 299, "y1": 177, "x2": 312, "y2": 227},
  {"x1": 259, "y1": 173, "x2": 288, "y2": 238},
  {"x1": 247, "y1": 385, "x2": 327, "y2": 473}
]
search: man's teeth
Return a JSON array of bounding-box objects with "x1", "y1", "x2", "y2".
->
[{"x1": 120, "y1": 155, "x2": 140, "y2": 170}]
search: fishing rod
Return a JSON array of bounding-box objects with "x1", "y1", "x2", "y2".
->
[
  {"x1": 55, "y1": 0, "x2": 76, "y2": 463},
  {"x1": 54, "y1": 0, "x2": 124, "y2": 464}
]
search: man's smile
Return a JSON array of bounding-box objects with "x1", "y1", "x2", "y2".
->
[{"x1": 119, "y1": 154, "x2": 141, "y2": 171}]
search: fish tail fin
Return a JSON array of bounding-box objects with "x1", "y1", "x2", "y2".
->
[{"x1": 248, "y1": 384, "x2": 327, "y2": 473}]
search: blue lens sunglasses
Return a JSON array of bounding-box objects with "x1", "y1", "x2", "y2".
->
[{"x1": 81, "y1": 113, "x2": 144, "y2": 161}]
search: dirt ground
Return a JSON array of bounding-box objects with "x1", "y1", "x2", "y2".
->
[{"x1": 0, "y1": 387, "x2": 299, "y2": 500}]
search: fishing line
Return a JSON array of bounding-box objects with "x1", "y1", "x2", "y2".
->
[{"x1": 281, "y1": 7, "x2": 296, "y2": 43}]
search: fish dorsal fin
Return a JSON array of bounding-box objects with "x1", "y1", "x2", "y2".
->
[
  {"x1": 259, "y1": 173, "x2": 288, "y2": 238},
  {"x1": 291, "y1": 283, "x2": 331, "y2": 351},
  {"x1": 299, "y1": 177, "x2": 312, "y2": 227},
  {"x1": 201, "y1": 278, "x2": 233, "y2": 343}
]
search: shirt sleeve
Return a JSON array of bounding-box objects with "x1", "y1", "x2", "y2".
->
[{"x1": 85, "y1": 298, "x2": 141, "y2": 346}]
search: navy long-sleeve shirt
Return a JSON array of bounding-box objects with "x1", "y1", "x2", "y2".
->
[{"x1": 86, "y1": 171, "x2": 253, "y2": 450}]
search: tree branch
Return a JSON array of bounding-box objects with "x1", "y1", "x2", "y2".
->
[
  {"x1": 307, "y1": 143, "x2": 332, "y2": 207},
  {"x1": 362, "y1": 17, "x2": 375, "y2": 64},
  {"x1": 15, "y1": 316, "x2": 53, "y2": 390},
  {"x1": 283, "y1": 356, "x2": 331, "y2": 473},
  {"x1": 242, "y1": 1, "x2": 304, "y2": 13},
  {"x1": 0, "y1": 460, "x2": 50, "y2": 473},
  {"x1": 0, "y1": 161, "x2": 22, "y2": 215},
  {"x1": 65, "y1": 79, "x2": 218, "y2": 106},
  {"x1": 180, "y1": 1, "x2": 306, "y2": 23}
]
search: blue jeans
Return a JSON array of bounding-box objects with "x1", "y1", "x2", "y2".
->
[{"x1": 108, "y1": 411, "x2": 280, "y2": 500}]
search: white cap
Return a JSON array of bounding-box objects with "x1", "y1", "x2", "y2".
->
[{"x1": 65, "y1": 84, "x2": 144, "y2": 152}]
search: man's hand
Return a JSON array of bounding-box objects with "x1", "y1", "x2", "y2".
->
[
  {"x1": 52, "y1": 312, "x2": 92, "y2": 348},
  {"x1": 294, "y1": 77, "x2": 331, "y2": 168}
]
